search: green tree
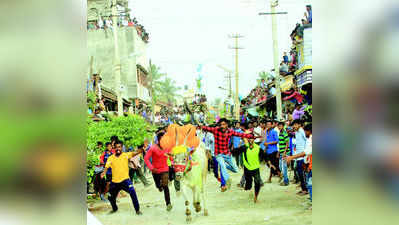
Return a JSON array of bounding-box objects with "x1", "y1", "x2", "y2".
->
[
  {"x1": 214, "y1": 98, "x2": 222, "y2": 107},
  {"x1": 87, "y1": 91, "x2": 97, "y2": 112},
  {"x1": 148, "y1": 63, "x2": 166, "y2": 106},
  {"x1": 256, "y1": 71, "x2": 274, "y2": 85},
  {"x1": 158, "y1": 77, "x2": 182, "y2": 105}
]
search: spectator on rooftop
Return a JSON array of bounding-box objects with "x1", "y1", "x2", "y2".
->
[
  {"x1": 290, "y1": 51, "x2": 297, "y2": 67},
  {"x1": 260, "y1": 79, "x2": 267, "y2": 89},
  {"x1": 128, "y1": 18, "x2": 134, "y2": 27},
  {"x1": 283, "y1": 52, "x2": 289, "y2": 63},
  {"x1": 305, "y1": 5, "x2": 312, "y2": 24},
  {"x1": 269, "y1": 86, "x2": 276, "y2": 96},
  {"x1": 92, "y1": 108, "x2": 105, "y2": 122},
  {"x1": 280, "y1": 62, "x2": 289, "y2": 75}
]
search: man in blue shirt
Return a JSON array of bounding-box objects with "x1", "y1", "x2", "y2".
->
[{"x1": 264, "y1": 120, "x2": 281, "y2": 183}]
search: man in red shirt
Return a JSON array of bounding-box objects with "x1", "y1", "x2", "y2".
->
[
  {"x1": 144, "y1": 131, "x2": 173, "y2": 211},
  {"x1": 198, "y1": 118, "x2": 256, "y2": 192}
]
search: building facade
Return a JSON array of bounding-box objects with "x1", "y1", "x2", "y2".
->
[{"x1": 87, "y1": 0, "x2": 151, "y2": 104}]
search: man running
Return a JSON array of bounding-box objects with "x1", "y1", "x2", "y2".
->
[
  {"x1": 101, "y1": 140, "x2": 143, "y2": 215},
  {"x1": 240, "y1": 135, "x2": 263, "y2": 203},
  {"x1": 198, "y1": 118, "x2": 256, "y2": 192},
  {"x1": 144, "y1": 131, "x2": 173, "y2": 211}
]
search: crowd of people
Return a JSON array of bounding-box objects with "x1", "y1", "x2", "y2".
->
[
  {"x1": 241, "y1": 80, "x2": 273, "y2": 107},
  {"x1": 202, "y1": 117, "x2": 312, "y2": 205},
  {"x1": 241, "y1": 4, "x2": 312, "y2": 128},
  {"x1": 193, "y1": 94, "x2": 207, "y2": 105},
  {"x1": 87, "y1": 15, "x2": 149, "y2": 43},
  {"x1": 89, "y1": 113, "x2": 312, "y2": 216}
]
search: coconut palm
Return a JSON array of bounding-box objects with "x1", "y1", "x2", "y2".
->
[
  {"x1": 214, "y1": 98, "x2": 222, "y2": 107},
  {"x1": 159, "y1": 77, "x2": 182, "y2": 105},
  {"x1": 257, "y1": 71, "x2": 274, "y2": 85},
  {"x1": 148, "y1": 63, "x2": 166, "y2": 104}
]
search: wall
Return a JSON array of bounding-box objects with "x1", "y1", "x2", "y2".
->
[{"x1": 297, "y1": 27, "x2": 312, "y2": 70}]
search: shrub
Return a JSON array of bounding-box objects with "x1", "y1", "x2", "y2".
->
[
  {"x1": 86, "y1": 115, "x2": 152, "y2": 191},
  {"x1": 87, "y1": 114, "x2": 152, "y2": 152}
]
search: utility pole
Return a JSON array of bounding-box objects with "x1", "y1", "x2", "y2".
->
[
  {"x1": 229, "y1": 34, "x2": 244, "y2": 121},
  {"x1": 111, "y1": 0, "x2": 123, "y2": 116},
  {"x1": 217, "y1": 64, "x2": 234, "y2": 118},
  {"x1": 216, "y1": 64, "x2": 233, "y2": 99},
  {"x1": 149, "y1": 59, "x2": 155, "y2": 125},
  {"x1": 259, "y1": 0, "x2": 287, "y2": 121}
]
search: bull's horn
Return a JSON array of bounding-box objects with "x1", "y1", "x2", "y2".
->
[
  {"x1": 175, "y1": 126, "x2": 179, "y2": 145},
  {"x1": 183, "y1": 127, "x2": 192, "y2": 146}
]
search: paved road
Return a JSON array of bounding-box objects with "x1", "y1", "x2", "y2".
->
[{"x1": 89, "y1": 166, "x2": 312, "y2": 225}]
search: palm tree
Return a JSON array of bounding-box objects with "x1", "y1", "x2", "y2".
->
[
  {"x1": 159, "y1": 77, "x2": 182, "y2": 105},
  {"x1": 148, "y1": 62, "x2": 166, "y2": 123},
  {"x1": 149, "y1": 63, "x2": 166, "y2": 104},
  {"x1": 214, "y1": 98, "x2": 222, "y2": 107},
  {"x1": 257, "y1": 71, "x2": 274, "y2": 85}
]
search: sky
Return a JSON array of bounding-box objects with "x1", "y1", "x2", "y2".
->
[{"x1": 128, "y1": 0, "x2": 311, "y2": 103}]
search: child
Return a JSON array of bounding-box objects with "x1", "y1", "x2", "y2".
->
[{"x1": 99, "y1": 142, "x2": 115, "y2": 199}]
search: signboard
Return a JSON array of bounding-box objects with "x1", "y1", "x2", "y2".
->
[
  {"x1": 298, "y1": 27, "x2": 312, "y2": 70},
  {"x1": 297, "y1": 70, "x2": 312, "y2": 87}
]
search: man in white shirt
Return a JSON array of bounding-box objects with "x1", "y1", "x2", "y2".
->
[
  {"x1": 273, "y1": 120, "x2": 280, "y2": 149},
  {"x1": 286, "y1": 124, "x2": 312, "y2": 201},
  {"x1": 154, "y1": 113, "x2": 160, "y2": 123},
  {"x1": 253, "y1": 121, "x2": 262, "y2": 145},
  {"x1": 291, "y1": 120, "x2": 308, "y2": 195},
  {"x1": 129, "y1": 144, "x2": 150, "y2": 187}
]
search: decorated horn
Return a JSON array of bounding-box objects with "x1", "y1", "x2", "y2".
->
[
  {"x1": 183, "y1": 127, "x2": 192, "y2": 146},
  {"x1": 175, "y1": 125, "x2": 179, "y2": 145}
]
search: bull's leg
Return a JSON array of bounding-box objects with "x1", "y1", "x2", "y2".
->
[
  {"x1": 202, "y1": 186, "x2": 208, "y2": 216},
  {"x1": 192, "y1": 187, "x2": 201, "y2": 213},
  {"x1": 202, "y1": 157, "x2": 209, "y2": 216},
  {"x1": 181, "y1": 184, "x2": 192, "y2": 222}
]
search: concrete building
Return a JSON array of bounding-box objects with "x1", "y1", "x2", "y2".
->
[{"x1": 87, "y1": 0, "x2": 151, "y2": 109}]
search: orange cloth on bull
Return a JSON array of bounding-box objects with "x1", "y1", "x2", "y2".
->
[
  {"x1": 160, "y1": 124, "x2": 178, "y2": 150},
  {"x1": 161, "y1": 124, "x2": 199, "y2": 150}
]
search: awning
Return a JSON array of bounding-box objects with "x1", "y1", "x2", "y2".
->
[
  {"x1": 247, "y1": 107, "x2": 259, "y2": 116},
  {"x1": 101, "y1": 87, "x2": 117, "y2": 102},
  {"x1": 101, "y1": 86, "x2": 131, "y2": 106}
]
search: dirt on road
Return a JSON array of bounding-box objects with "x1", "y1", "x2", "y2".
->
[{"x1": 89, "y1": 166, "x2": 312, "y2": 225}]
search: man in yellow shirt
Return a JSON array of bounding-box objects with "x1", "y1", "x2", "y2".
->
[{"x1": 101, "y1": 140, "x2": 144, "y2": 215}]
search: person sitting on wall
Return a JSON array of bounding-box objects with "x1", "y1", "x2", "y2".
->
[{"x1": 305, "y1": 5, "x2": 312, "y2": 24}]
